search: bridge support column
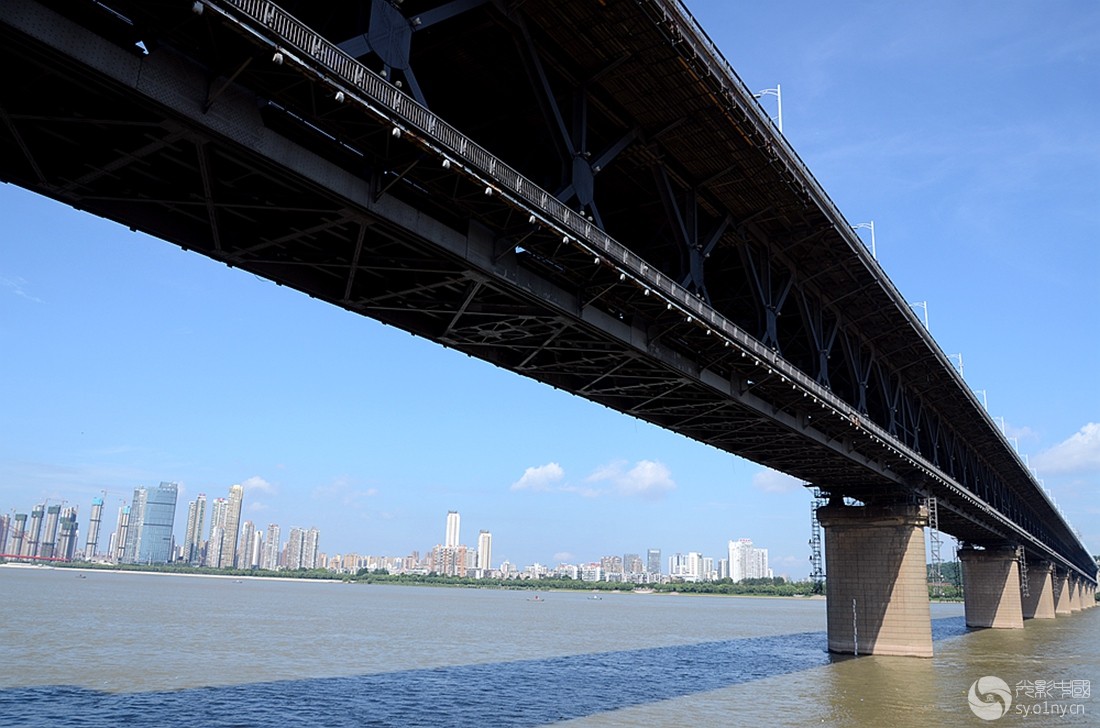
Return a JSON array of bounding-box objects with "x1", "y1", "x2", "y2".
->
[
  {"x1": 1068, "y1": 579, "x2": 1082, "y2": 613},
  {"x1": 817, "y1": 502, "x2": 932, "y2": 657},
  {"x1": 1053, "y1": 571, "x2": 1073, "y2": 615},
  {"x1": 958, "y1": 546, "x2": 1024, "y2": 628},
  {"x1": 1021, "y1": 562, "x2": 1055, "y2": 620}
]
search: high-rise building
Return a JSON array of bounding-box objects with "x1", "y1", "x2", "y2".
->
[
  {"x1": 261, "y1": 524, "x2": 280, "y2": 570},
  {"x1": 39, "y1": 505, "x2": 61, "y2": 559},
  {"x1": 84, "y1": 497, "x2": 104, "y2": 560},
  {"x1": 24, "y1": 505, "x2": 45, "y2": 559},
  {"x1": 122, "y1": 489, "x2": 148, "y2": 563},
  {"x1": 10, "y1": 513, "x2": 27, "y2": 557},
  {"x1": 477, "y1": 530, "x2": 492, "y2": 573},
  {"x1": 56, "y1": 506, "x2": 78, "y2": 561},
  {"x1": 302, "y1": 527, "x2": 319, "y2": 570},
  {"x1": 238, "y1": 520, "x2": 256, "y2": 570},
  {"x1": 123, "y1": 483, "x2": 178, "y2": 564},
  {"x1": 111, "y1": 505, "x2": 130, "y2": 561},
  {"x1": 728, "y1": 538, "x2": 770, "y2": 582},
  {"x1": 249, "y1": 527, "x2": 263, "y2": 570},
  {"x1": 0, "y1": 514, "x2": 9, "y2": 555},
  {"x1": 285, "y1": 527, "x2": 305, "y2": 570},
  {"x1": 445, "y1": 511, "x2": 460, "y2": 548},
  {"x1": 647, "y1": 548, "x2": 661, "y2": 575},
  {"x1": 219, "y1": 485, "x2": 244, "y2": 569},
  {"x1": 183, "y1": 494, "x2": 206, "y2": 564},
  {"x1": 623, "y1": 553, "x2": 644, "y2": 575}
]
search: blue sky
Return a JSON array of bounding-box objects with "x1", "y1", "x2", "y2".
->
[{"x1": 1, "y1": 1, "x2": 1098, "y2": 572}]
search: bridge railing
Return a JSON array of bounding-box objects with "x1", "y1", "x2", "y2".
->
[{"x1": 210, "y1": 0, "x2": 1091, "y2": 577}]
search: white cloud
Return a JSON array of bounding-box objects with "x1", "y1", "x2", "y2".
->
[
  {"x1": 242, "y1": 475, "x2": 276, "y2": 494},
  {"x1": 586, "y1": 460, "x2": 676, "y2": 500},
  {"x1": 248, "y1": 500, "x2": 270, "y2": 512},
  {"x1": 510, "y1": 463, "x2": 565, "y2": 492},
  {"x1": 752, "y1": 468, "x2": 801, "y2": 493},
  {"x1": 1, "y1": 276, "x2": 43, "y2": 303},
  {"x1": 553, "y1": 552, "x2": 574, "y2": 563},
  {"x1": 1033, "y1": 423, "x2": 1100, "y2": 476}
]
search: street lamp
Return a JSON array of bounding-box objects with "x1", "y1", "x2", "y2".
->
[
  {"x1": 852, "y1": 221, "x2": 876, "y2": 259},
  {"x1": 909, "y1": 300, "x2": 929, "y2": 330},
  {"x1": 948, "y1": 352, "x2": 964, "y2": 378},
  {"x1": 754, "y1": 84, "x2": 783, "y2": 133},
  {"x1": 973, "y1": 388, "x2": 988, "y2": 409}
]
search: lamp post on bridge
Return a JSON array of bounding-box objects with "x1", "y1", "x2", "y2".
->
[
  {"x1": 754, "y1": 84, "x2": 783, "y2": 133},
  {"x1": 852, "y1": 221, "x2": 876, "y2": 259},
  {"x1": 973, "y1": 388, "x2": 988, "y2": 409},
  {"x1": 948, "y1": 352, "x2": 964, "y2": 378},
  {"x1": 909, "y1": 300, "x2": 929, "y2": 331}
]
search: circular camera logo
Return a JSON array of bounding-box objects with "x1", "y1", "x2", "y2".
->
[{"x1": 968, "y1": 676, "x2": 1013, "y2": 721}]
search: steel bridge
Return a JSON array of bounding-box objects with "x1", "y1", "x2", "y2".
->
[{"x1": 1, "y1": 0, "x2": 1094, "y2": 627}]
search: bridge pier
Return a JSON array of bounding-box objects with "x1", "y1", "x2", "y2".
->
[
  {"x1": 958, "y1": 545, "x2": 1024, "y2": 628},
  {"x1": 1069, "y1": 578, "x2": 1082, "y2": 613},
  {"x1": 1053, "y1": 571, "x2": 1074, "y2": 616},
  {"x1": 817, "y1": 501, "x2": 932, "y2": 657},
  {"x1": 1021, "y1": 561, "x2": 1056, "y2": 620}
]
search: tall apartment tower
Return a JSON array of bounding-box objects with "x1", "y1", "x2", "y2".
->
[
  {"x1": 285, "y1": 527, "x2": 305, "y2": 570},
  {"x1": 238, "y1": 520, "x2": 256, "y2": 569},
  {"x1": 183, "y1": 494, "x2": 207, "y2": 564},
  {"x1": 10, "y1": 513, "x2": 28, "y2": 557},
  {"x1": 111, "y1": 504, "x2": 130, "y2": 561},
  {"x1": 249, "y1": 527, "x2": 263, "y2": 570},
  {"x1": 302, "y1": 527, "x2": 320, "y2": 570},
  {"x1": 218, "y1": 485, "x2": 244, "y2": 569},
  {"x1": 39, "y1": 505, "x2": 61, "y2": 559},
  {"x1": 205, "y1": 497, "x2": 227, "y2": 567},
  {"x1": 261, "y1": 524, "x2": 281, "y2": 570},
  {"x1": 56, "y1": 506, "x2": 78, "y2": 561},
  {"x1": 122, "y1": 488, "x2": 149, "y2": 563},
  {"x1": 0, "y1": 514, "x2": 9, "y2": 555},
  {"x1": 84, "y1": 496, "x2": 104, "y2": 559},
  {"x1": 477, "y1": 530, "x2": 492, "y2": 572},
  {"x1": 23, "y1": 504, "x2": 45, "y2": 559},
  {"x1": 445, "y1": 510, "x2": 460, "y2": 548}
]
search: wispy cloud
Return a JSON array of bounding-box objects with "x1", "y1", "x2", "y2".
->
[
  {"x1": 1033, "y1": 423, "x2": 1100, "y2": 476},
  {"x1": 510, "y1": 463, "x2": 565, "y2": 492},
  {"x1": 1, "y1": 276, "x2": 43, "y2": 303},
  {"x1": 752, "y1": 468, "x2": 801, "y2": 494}
]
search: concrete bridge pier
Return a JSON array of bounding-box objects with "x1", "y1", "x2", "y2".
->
[
  {"x1": 1053, "y1": 571, "x2": 1074, "y2": 616},
  {"x1": 958, "y1": 545, "x2": 1024, "y2": 628},
  {"x1": 1069, "y1": 578, "x2": 1082, "y2": 613},
  {"x1": 1021, "y1": 561, "x2": 1056, "y2": 620},
  {"x1": 817, "y1": 501, "x2": 932, "y2": 657}
]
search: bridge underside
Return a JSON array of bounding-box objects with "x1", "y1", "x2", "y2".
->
[{"x1": 0, "y1": 0, "x2": 1093, "y2": 586}]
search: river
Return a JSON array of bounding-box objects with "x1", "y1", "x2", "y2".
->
[{"x1": 0, "y1": 566, "x2": 1096, "y2": 726}]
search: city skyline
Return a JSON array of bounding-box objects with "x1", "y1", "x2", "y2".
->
[
  {"x1": 1, "y1": 2, "x2": 1097, "y2": 570},
  {"x1": 0, "y1": 491, "x2": 790, "y2": 579}
]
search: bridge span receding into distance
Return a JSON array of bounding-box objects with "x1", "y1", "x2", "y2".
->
[{"x1": 1, "y1": 0, "x2": 1094, "y2": 656}]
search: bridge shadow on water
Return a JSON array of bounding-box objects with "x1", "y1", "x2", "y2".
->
[{"x1": 0, "y1": 618, "x2": 969, "y2": 727}]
